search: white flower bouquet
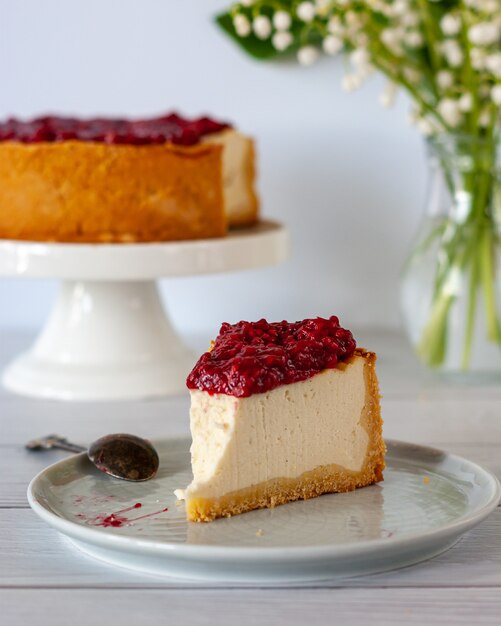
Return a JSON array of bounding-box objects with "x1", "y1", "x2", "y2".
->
[{"x1": 217, "y1": 0, "x2": 501, "y2": 372}]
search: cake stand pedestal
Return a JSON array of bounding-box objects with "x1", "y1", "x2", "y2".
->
[{"x1": 0, "y1": 221, "x2": 288, "y2": 401}]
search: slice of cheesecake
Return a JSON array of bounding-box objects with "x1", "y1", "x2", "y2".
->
[{"x1": 178, "y1": 317, "x2": 385, "y2": 522}]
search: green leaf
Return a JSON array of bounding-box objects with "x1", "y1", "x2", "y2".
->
[{"x1": 215, "y1": 12, "x2": 282, "y2": 60}]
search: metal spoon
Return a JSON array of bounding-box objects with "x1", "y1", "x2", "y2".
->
[{"x1": 26, "y1": 433, "x2": 159, "y2": 482}]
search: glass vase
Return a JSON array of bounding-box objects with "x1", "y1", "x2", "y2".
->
[{"x1": 401, "y1": 134, "x2": 501, "y2": 377}]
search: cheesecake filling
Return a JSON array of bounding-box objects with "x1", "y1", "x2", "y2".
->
[
  {"x1": 202, "y1": 129, "x2": 257, "y2": 225},
  {"x1": 181, "y1": 356, "x2": 369, "y2": 501}
]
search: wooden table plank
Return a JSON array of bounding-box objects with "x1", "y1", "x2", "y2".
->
[
  {"x1": 2, "y1": 587, "x2": 501, "y2": 626},
  {"x1": 0, "y1": 395, "x2": 191, "y2": 446},
  {"x1": 1, "y1": 508, "x2": 500, "y2": 589}
]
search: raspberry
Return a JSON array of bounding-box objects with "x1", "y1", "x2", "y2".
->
[
  {"x1": 187, "y1": 317, "x2": 357, "y2": 397},
  {"x1": 0, "y1": 113, "x2": 231, "y2": 146}
]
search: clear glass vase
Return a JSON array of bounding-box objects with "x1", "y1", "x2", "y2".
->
[{"x1": 401, "y1": 134, "x2": 501, "y2": 377}]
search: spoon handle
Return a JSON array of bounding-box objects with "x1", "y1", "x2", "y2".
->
[{"x1": 25, "y1": 435, "x2": 86, "y2": 454}]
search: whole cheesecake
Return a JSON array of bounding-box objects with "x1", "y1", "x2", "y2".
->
[
  {"x1": 0, "y1": 113, "x2": 258, "y2": 243},
  {"x1": 177, "y1": 316, "x2": 385, "y2": 522}
]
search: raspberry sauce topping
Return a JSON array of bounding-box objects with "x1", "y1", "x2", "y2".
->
[
  {"x1": 186, "y1": 316, "x2": 357, "y2": 398},
  {"x1": 0, "y1": 113, "x2": 231, "y2": 146}
]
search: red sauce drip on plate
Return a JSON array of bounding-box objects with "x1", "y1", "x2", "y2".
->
[
  {"x1": 0, "y1": 113, "x2": 231, "y2": 146},
  {"x1": 76, "y1": 502, "x2": 168, "y2": 528},
  {"x1": 186, "y1": 316, "x2": 357, "y2": 398}
]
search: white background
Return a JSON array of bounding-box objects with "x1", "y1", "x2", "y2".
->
[{"x1": 0, "y1": 0, "x2": 427, "y2": 336}]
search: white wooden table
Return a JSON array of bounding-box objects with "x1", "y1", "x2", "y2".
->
[{"x1": 1, "y1": 330, "x2": 500, "y2": 625}]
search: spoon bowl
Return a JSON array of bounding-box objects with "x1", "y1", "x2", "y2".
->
[{"x1": 88, "y1": 433, "x2": 160, "y2": 481}]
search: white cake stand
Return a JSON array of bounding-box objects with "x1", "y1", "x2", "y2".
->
[{"x1": 0, "y1": 221, "x2": 288, "y2": 401}]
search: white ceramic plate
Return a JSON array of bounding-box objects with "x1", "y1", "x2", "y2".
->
[{"x1": 28, "y1": 438, "x2": 500, "y2": 583}]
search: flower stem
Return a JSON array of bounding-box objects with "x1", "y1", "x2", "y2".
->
[
  {"x1": 480, "y1": 226, "x2": 501, "y2": 343},
  {"x1": 418, "y1": 286, "x2": 454, "y2": 367},
  {"x1": 416, "y1": 0, "x2": 440, "y2": 78},
  {"x1": 462, "y1": 241, "x2": 479, "y2": 369}
]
